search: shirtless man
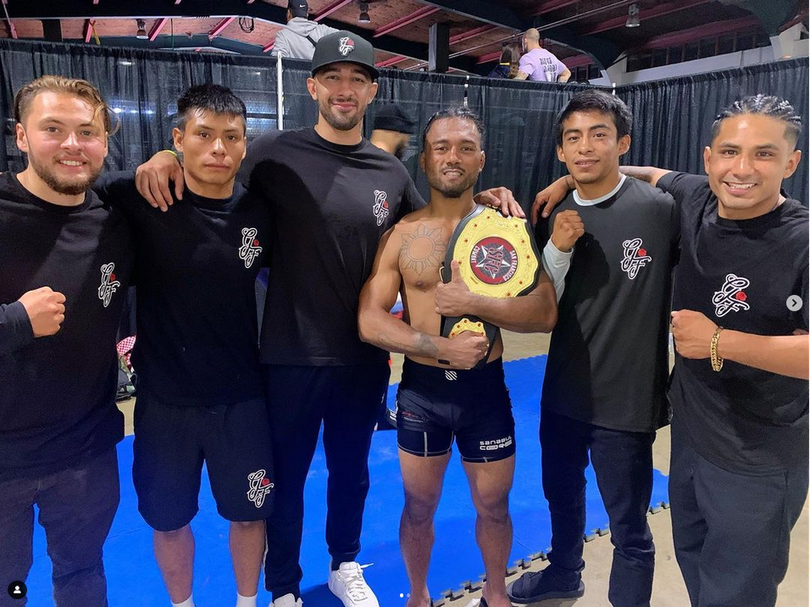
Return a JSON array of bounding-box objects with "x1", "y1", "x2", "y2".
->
[{"x1": 358, "y1": 107, "x2": 557, "y2": 607}]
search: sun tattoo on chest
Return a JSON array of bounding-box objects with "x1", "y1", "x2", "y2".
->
[{"x1": 399, "y1": 224, "x2": 447, "y2": 275}]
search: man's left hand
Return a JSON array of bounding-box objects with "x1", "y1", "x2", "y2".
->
[
  {"x1": 671, "y1": 309, "x2": 716, "y2": 359},
  {"x1": 474, "y1": 187, "x2": 525, "y2": 219},
  {"x1": 436, "y1": 260, "x2": 476, "y2": 316}
]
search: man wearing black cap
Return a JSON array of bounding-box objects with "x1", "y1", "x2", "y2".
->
[
  {"x1": 273, "y1": 0, "x2": 338, "y2": 61},
  {"x1": 134, "y1": 30, "x2": 522, "y2": 607},
  {"x1": 370, "y1": 103, "x2": 416, "y2": 160}
]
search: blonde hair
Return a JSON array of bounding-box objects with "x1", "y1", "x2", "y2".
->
[{"x1": 13, "y1": 75, "x2": 118, "y2": 135}]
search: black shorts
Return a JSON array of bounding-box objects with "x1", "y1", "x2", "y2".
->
[
  {"x1": 133, "y1": 391, "x2": 274, "y2": 532},
  {"x1": 396, "y1": 358, "x2": 516, "y2": 463}
]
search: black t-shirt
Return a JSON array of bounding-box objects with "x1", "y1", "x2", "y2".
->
[
  {"x1": 659, "y1": 171, "x2": 809, "y2": 475},
  {"x1": 537, "y1": 177, "x2": 678, "y2": 433},
  {"x1": 95, "y1": 172, "x2": 271, "y2": 406},
  {"x1": 0, "y1": 172, "x2": 134, "y2": 481},
  {"x1": 241, "y1": 128, "x2": 424, "y2": 366}
]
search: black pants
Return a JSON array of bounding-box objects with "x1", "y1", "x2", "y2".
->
[
  {"x1": 540, "y1": 409, "x2": 656, "y2": 607},
  {"x1": 669, "y1": 419, "x2": 808, "y2": 607},
  {"x1": 0, "y1": 448, "x2": 120, "y2": 607},
  {"x1": 263, "y1": 363, "x2": 390, "y2": 600}
]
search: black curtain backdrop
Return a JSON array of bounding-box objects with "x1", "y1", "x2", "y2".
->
[
  {"x1": 1, "y1": 39, "x2": 807, "y2": 206},
  {"x1": 617, "y1": 58, "x2": 809, "y2": 203}
]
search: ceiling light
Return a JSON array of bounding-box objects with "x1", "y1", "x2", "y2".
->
[
  {"x1": 136, "y1": 19, "x2": 148, "y2": 39},
  {"x1": 625, "y1": 4, "x2": 640, "y2": 28},
  {"x1": 358, "y1": 1, "x2": 370, "y2": 24}
]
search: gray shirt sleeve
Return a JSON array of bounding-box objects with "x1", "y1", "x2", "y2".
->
[{"x1": 542, "y1": 240, "x2": 572, "y2": 302}]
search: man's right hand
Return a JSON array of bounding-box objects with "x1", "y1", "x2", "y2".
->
[
  {"x1": 135, "y1": 151, "x2": 185, "y2": 211},
  {"x1": 531, "y1": 175, "x2": 573, "y2": 224},
  {"x1": 440, "y1": 331, "x2": 490, "y2": 369},
  {"x1": 550, "y1": 209, "x2": 585, "y2": 252},
  {"x1": 18, "y1": 287, "x2": 66, "y2": 337}
]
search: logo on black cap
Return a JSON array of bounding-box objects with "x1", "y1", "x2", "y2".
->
[{"x1": 338, "y1": 36, "x2": 355, "y2": 56}]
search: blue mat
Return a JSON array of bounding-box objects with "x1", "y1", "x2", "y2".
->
[{"x1": 25, "y1": 355, "x2": 669, "y2": 606}]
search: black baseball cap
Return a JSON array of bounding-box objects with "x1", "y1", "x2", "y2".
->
[
  {"x1": 288, "y1": 0, "x2": 308, "y2": 18},
  {"x1": 311, "y1": 30, "x2": 379, "y2": 81},
  {"x1": 373, "y1": 103, "x2": 416, "y2": 134}
]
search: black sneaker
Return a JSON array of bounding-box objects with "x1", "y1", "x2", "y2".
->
[{"x1": 506, "y1": 568, "x2": 585, "y2": 604}]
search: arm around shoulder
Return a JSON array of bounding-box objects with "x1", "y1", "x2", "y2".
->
[{"x1": 620, "y1": 165, "x2": 671, "y2": 188}]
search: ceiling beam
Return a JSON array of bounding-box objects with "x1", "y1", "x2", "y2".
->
[
  {"x1": 314, "y1": 0, "x2": 354, "y2": 22},
  {"x1": 533, "y1": 0, "x2": 580, "y2": 16},
  {"x1": 84, "y1": 19, "x2": 95, "y2": 43},
  {"x1": 376, "y1": 55, "x2": 407, "y2": 68},
  {"x1": 720, "y1": 0, "x2": 801, "y2": 35},
  {"x1": 579, "y1": 0, "x2": 712, "y2": 36},
  {"x1": 780, "y1": 7, "x2": 808, "y2": 32},
  {"x1": 208, "y1": 16, "x2": 236, "y2": 39},
  {"x1": 81, "y1": 34, "x2": 265, "y2": 55},
  {"x1": 475, "y1": 50, "x2": 499, "y2": 64},
  {"x1": 635, "y1": 15, "x2": 761, "y2": 50},
  {"x1": 449, "y1": 24, "x2": 497, "y2": 45},
  {"x1": 148, "y1": 17, "x2": 168, "y2": 41},
  {"x1": 418, "y1": 0, "x2": 527, "y2": 31},
  {"x1": 373, "y1": 6, "x2": 440, "y2": 38}
]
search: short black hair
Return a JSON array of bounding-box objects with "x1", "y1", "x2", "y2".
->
[
  {"x1": 555, "y1": 89, "x2": 632, "y2": 147},
  {"x1": 176, "y1": 84, "x2": 247, "y2": 133},
  {"x1": 422, "y1": 106, "x2": 486, "y2": 150},
  {"x1": 711, "y1": 94, "x2": 802, "y2": 148}
]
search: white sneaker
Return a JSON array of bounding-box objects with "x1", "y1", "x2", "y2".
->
[
  {"x1": 328, "y1": 562, "x2": 379, "y2": 607},
  {"x1": 270, "y1": 593, "x2": 302, "y2": 607}
]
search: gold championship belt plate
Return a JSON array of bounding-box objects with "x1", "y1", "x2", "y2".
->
[{"x1": 439, "y1": 204, "x2": 541, "y2": 369}]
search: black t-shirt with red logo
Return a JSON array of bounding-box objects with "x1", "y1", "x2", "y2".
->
[
  {"x1": 0, "y1": 171, "x2": 134, "y2": 481},
  {"x1": 536, "y1": 177, "x2": 678, "y2": 433},
  {"x1": 240, "y1": 128, "x2": 424, "y2": 366},
  {"x1": 659, "y1": 171, "x2": 808, "y2": 475},
  {"x1": 95, "y1": 172, "x2": 270, "y2": 406}
]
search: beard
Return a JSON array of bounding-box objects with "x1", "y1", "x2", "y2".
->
[
  {"x1": 319, "y1": 97, "x2": 364, "y2": 132},
  {"x1": 28, "y1": 153, "x2": 103, "y2": 196},
  {"x1": 427, "y1": 168, "x2": 478, "y2": 198}
]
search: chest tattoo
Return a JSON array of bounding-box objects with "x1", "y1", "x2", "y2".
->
[{"x1": 399, "y1": 224, "x2": 447, "y2": 276}]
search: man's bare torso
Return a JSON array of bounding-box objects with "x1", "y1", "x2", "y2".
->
[{"x1": 394, "y1": 206, "x2": 504, "y2": 367}]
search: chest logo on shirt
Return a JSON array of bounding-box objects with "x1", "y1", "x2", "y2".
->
[
  {"x1": 246, "y1": 469, "x2": 274, "y2": 508},
  {"x1": 97, "y1": 263, "x2": 121, "y2": 308},
  {"x1": 338, "y1": 36, "x2": 355, "y2": 56},
  {"x1": 620, "y1": 238, "x2": 652, "y2": 280},
  {"x1": 712, "y1": 273, "x2": 750, "y2": 317},
  {"x1": 239, "y1": 227, "x2": 263, "y2": 268},
  {"x1": 373, "y1": 189, "x2": 390, "y2": 226}
]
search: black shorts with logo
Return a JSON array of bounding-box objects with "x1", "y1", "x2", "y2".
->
[
  {"x1": 396, "y1": 357, "x2": 516, "y2": 463},
  {"x1": 133, "y1": 390, "x2": 275, "y2": 532}
]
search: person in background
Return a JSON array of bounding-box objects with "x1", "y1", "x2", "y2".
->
[
  {"x1": 488, "y1": 43, "x2": 521, "y2": 79},
  {"x1": 370, "y1": 103, "x2": 416, "y2": 161},
  {"x1": 515, "y1": 28, "x2": 571, "y2": 83},
  {"x1": 272, "y1": 0, "x2": 338, "y2": 61}
]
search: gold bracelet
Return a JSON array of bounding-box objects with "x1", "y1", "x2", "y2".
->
[
  {"x1": 710, "y1": 326, "x2": 724, "y2": 372},
  {"x1": 157, "y1": 149, "x2": 179, "y2": 159}
]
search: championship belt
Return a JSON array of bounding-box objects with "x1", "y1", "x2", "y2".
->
[{"x1": 439, "y1": 204, "x2": 542, "y2": 369}]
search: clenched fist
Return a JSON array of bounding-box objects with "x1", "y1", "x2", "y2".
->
[
  {"x1": 18, "y1": 287, "x2": 66, "y2": 337},
  {"x1": 550, "y1": 209, "x2": 585, "y2": 252}
]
